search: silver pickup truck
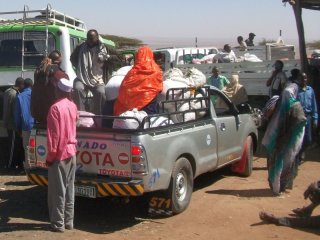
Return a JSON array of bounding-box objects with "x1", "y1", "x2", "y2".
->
[{"x1": 25, "y1": 86, "x2": 258, "y2": 216}]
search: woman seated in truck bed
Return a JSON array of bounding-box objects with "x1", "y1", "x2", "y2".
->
[
  {"x1": 223, "y1": 74, "x2": 248, "y2": 105},
  {"x1": 113, "y1": 46, "x2": 163, "y2": 116}
]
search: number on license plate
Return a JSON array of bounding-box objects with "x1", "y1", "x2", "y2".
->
[{"x1": 75, "y1": 185, "x2": 96, "y2": 198}]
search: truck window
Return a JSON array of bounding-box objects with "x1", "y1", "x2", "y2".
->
[
  {"x1": 154, "y1": 52, "x2": 165, "y2": 70},
  {"x1": 0, "y1": 31, "x2": 55, "y2": 67},
  {"x1": 210, "y1": 91, "x2": 232, "y2": 117}
]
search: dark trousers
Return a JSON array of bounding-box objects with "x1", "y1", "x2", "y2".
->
[
  {"x1": 7, "y1": 129, "x2": 24, "y2": 169},
  {"x1": 279, "y1": 216, "x2": 320, "y2": 228},
  {"x1": 0, "y1": 136, "x2": 9, "y2": 168}
]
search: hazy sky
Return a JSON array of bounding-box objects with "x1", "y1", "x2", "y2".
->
[{"x1": 2, "y1": 0, "x2": 320, "y2": 46}]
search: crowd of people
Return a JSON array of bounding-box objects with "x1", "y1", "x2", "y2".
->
[
  {"x1": 207, "y1": 59, "x2": 319, "y2": 228},
  {"x1": 0, "y1": 27, "x2": 319, "y2": 231},
  {"x1": 259, "y1": 60, "x2": 319, "y2": 228}
]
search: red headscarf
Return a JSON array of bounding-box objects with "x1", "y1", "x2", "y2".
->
[{"x1": 114, "y1": 46, "x2": 163, "y2": 116}]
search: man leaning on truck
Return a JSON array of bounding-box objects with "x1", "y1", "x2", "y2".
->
[{"x1": 46, "y1": 78, "x2": 78, "y2": 232}]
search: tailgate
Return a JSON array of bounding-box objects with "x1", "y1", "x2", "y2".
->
[{"x1": 33, "y1": 129, "x2": 132, "y2": 177}]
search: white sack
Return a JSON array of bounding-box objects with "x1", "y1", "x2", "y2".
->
[
  {"x1": 113, "y1": 108, "x2": 147, "y2": 129},
  {"x1": 77, "y1": 111, "x2": 95, "y2": 128},
  {"x1": 146, "y1": 116, "x2": 174, "y2": 128},
  {"x1": 185, "y1": 67, "x2": 206, "y2": 88},
  {"x1": 105, "y1": 66, "x2": 132, "y2": 100}
]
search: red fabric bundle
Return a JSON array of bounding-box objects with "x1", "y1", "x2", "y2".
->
[{"x1": 114, "y1": 46, "x2": 163, "y2": 116}]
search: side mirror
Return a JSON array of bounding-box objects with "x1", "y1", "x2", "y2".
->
[{"x1": 236, "y1": 103, "x2": 252, "y2": 114}]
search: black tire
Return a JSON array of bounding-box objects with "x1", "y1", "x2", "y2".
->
[
  {"x1": 240, "y1": 136, "x2": 253, "y2": 177},
  {"x1": 169, "y1": 157, "x2": 194, "y2": 214}
]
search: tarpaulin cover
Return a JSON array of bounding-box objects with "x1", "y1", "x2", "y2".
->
[{"x1": 114, "y1": 46, "x2": 163, "y2": 116}]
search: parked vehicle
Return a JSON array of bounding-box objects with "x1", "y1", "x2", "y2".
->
[
  {"x1": 153, "y1": 44, "x2": 300, "y2": 108},
  {"x1": 0, "y1": 5, "x2": 115, "y2": 90},
  {"x1": 25, "y1": 86, "x2": 258, "y2": 215},
  {"x1": 0, "y1": 5, "x2": 115, "y2": 131}
]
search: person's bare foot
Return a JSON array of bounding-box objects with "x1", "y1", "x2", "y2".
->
[{"x1": 259, "y1": 211, "x2": 279, "y2": 224}]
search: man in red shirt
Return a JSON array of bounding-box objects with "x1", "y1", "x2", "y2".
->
[{"x1": 46, "y1": 78, "x2": 78, "y2": 232}]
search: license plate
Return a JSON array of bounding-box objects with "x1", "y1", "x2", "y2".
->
[{"x1": 75, "y1": 185, "x2": 96, "y2": 198}]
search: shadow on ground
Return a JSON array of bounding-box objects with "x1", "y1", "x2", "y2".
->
[
  {"x1": 0, "y1": 176, "x2": 155, "y2": 235},
  {"x1": 0, "y1": 166, "x2": 235, "y2": 234},
  {"x1": 205, "y1": 188, "x2": 276, "y2": 198}
]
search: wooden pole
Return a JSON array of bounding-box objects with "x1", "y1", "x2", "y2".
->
[{"x1": 291, "y1": 0, "x2": 310, "y2": 81}]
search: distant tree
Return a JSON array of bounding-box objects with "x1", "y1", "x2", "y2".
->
[
  {"x1": 101, "y1": 34, "x2": 144, "y2": 48},
  {"x1": 306, "y1": 40, "x2": 320, "y2": 49},
  {"x1": 258, "y1": 38, "x2": 277, "y2": 46}
]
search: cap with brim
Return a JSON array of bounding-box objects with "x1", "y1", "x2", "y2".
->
[
  {"x1": 249, "y1": 33, "x2": 256, "y2": 37},
  {"x1": 57, "y1": 78, "x2": 73, "y2": 92}
]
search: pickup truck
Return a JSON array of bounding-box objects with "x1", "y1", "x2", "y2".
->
[{"x1": 25, "y1": 86, "x2": 258, "y2": 216}]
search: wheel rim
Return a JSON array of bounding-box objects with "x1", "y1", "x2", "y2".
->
[{"x1": 175, "y1": 171, "x2": 187, "y2": 201}]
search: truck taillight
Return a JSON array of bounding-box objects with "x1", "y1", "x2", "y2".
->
[
  {"x1": 29, "y1": 138, "x2": 35, "y2": 148},
  {"x1": 28, "y1": 137, "x2": 36, "y2": 166},
  {"x1": 131, "y1": 145, "x2": 148, "y2": 175},
  {"x1": 131, "y1": 146, "x2": 142, "y2": 155}
]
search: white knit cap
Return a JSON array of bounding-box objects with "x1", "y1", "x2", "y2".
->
[{"x1": 57, "y1": 78, "x2": 73, "y2": 92}]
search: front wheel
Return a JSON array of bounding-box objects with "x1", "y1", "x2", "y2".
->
[{"x1": 169, "y1": 157, "x2": 194, "y2": 214}]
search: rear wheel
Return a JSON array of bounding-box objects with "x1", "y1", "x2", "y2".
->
[{"x1": 169, "y1": 157, "x2": 194, "y2": 214}]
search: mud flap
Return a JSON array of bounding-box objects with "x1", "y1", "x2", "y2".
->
[
  {"x1": 148, "y1": 191, "x2": 173, "y2": 217},
  {"x1": 231, "y1": 139, "x2": 248, "y2": 174}
]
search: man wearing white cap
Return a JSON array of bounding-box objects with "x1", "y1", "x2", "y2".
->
[{"x1": 46, "y1": 78, "x2": 78, "y2": 232}]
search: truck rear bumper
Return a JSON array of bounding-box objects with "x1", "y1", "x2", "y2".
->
[{"x1": 26, "y1": 168, "x2": 144, "y2": 197}]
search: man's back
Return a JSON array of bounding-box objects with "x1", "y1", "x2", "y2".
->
[
  {"x1": 15, "y1": 88, "x2": 34, "y2": 131},
  {"x1": 47, "y1": 98, "x2": 77, "y2": 162},
  {"x1": 3, "y1": 87, "x2": 18, "y2": 130}
]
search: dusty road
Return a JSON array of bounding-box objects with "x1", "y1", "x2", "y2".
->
[{"x1": 0, "y1": 146, "x2": 319, "y2": 240}]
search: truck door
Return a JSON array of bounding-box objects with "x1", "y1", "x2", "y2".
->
[{"x1": 210, "y1": 89, "x2": 242, "y2": 166}]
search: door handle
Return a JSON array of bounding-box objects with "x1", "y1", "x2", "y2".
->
[{"x1": 220, "y1": 123, "x2": 226, "y2": 131}]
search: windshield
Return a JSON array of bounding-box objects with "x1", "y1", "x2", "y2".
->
[{"x1": 0, "y1": 31, "x2": 55, "y2": 67}]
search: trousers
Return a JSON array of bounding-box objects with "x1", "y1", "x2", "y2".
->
[
  {"x1": 73, "y1": 79, "x2": 106, "y2": 115},
  {"x1": 48, "y1": 156, "x2": 76, "y2": 231}
]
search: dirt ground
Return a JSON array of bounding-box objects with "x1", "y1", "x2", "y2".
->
[{"x1": 0, "y1": 146, "x2": 319, "y2": 240}]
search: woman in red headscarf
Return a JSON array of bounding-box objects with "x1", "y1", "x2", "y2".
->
[{"x1": 113, "y1": 46, "x2": 163, "y2": 116}]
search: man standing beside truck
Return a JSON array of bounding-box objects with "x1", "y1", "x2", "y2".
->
[
  {"x1": 46, "y1": 78, "x2": 78, "y2": 232},
  {"x1": 3, "y1": 77, "x2": 25, "y2": 169},
  {"x1": 71, "y1": 29, "x2": 109, "y2": 115},
  {"x1": 266, "y1": 60, "x2": 287, "y2": 97},
  {"x1": 14, "y1": 78, "x2": 34, "y2": 165}
]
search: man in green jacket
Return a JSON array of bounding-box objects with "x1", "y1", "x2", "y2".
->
[{"x1": 2, "y1": 77, "x2": 25, "y2": 169}]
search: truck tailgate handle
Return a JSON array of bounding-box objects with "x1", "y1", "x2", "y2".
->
[{"x1": 220, "y1": 123, "x2": 226, "y2": 131}]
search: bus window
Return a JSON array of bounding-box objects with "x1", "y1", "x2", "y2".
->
[
  {"x1": 70, "y1": 37, "x2": 82, "y2": 53},
  {"x1": 0, "y1": 31, "x2": 55, "y2": 67}
]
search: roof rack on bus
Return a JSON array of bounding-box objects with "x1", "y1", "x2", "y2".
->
[{"x1": 0, "y1": 4, "x2": 86, "y2": 31}]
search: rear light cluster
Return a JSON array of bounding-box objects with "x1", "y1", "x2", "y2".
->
[
  {"x1": 28, "y1": 137, "x2": 36, "y2": 167},
  {"x1": 131, "y1": 145, "x2": 148, "y2": 175}
]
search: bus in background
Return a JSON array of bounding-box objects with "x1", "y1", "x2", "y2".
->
[{"x1": 0, "y1": 5, "x2": 115, "y2": 91}]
